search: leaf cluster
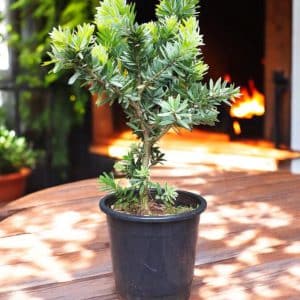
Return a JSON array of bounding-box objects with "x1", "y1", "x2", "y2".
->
[
  {"x1": 46, "y1": 0, "x2": 239, "y2": 140},
  {"x1": 98, "y1": 143, "x2": 175, "y2": 212},
  {"x1": 0, "y1": 126, "x2": 40, "y2": 174}
]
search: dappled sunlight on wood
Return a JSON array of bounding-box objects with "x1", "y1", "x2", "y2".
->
[
  {"x1": 200, "y1": 227, "x2": 229, "y2": 241},
  {"x1": 180, "y1": 177, "x2": 207, "y2": 185},
  {"x1": 1, "y1": 143, "x2": 300, "y2": 298},
  {"x1": 191, "y1": 257, "x2": 300, "y2": 299},
  {"x1": 0, "y1": 193, "x2": 110, "y2": 293},
  {"x1": 288, "y1": 265, "x2": 300, "y2": 278},
  {"x1": 285, "y1": 241, "x2": 300, "y2": 254},
  {"x1": 226, "y1": 229, "x2": 258, "y2": 247},
  {"x1": 0, "y1": 237, "x2": 72, "y2": 286},
  {"x1": 279, "y1": 273, "x2": 300, "y2": 292},
  {"x1": 165, "y1": 150, "x2": 278, "y2": 171},
  {"x1": 252, "y1": 284, "x2": 282, "y2": 298},
  {"x1": 91, "y1": 129, "x2": 300, "y2": 171},
  {"x1": 202, "y1": 201, "x2": 292, "y2": 229},
  {"x1": 192, "y1": 263, "x2": 251, "y2": 299},
  {"x1": 7, "y1": 291, "x2": 43, "y2": 300},
  {"x1": 190, "y1": 173, "x2": 299, "y2": 299},
  {"x1": 152, "y1": 165, "x2": 214, "y2": 182},
  {"x1": 238, "y1": 236, "x2": 284, "y2": 264}
]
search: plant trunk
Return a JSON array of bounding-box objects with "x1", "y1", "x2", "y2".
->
[
  {"x1": 140, "y1": 126, "x2": 171, "y2": 215},
  {"x1": 141, "y1": 139, "x2": 151, "y2": 215}
]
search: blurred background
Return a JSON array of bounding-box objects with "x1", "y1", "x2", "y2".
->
[{"x1": 0, "y1": 0, "x2": 298, "y2": 194}]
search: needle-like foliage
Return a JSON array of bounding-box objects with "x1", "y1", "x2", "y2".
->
[{"x1": 45, "y1": 0, "x2": 240, "y2": 215}]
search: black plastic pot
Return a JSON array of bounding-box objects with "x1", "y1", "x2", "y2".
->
[{"x1": 100, "y1": 190, "x2": 207, "y2": 300}]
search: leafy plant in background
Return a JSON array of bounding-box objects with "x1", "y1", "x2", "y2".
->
[
  {"x1": 0, "y1": 12, "x2": 4, "y2": 41},
  {"x1": 0, "y1": 125, "x2": 39, "y2": 174},
  {"x1": 7, "y1": 0, "x2": 98, "y2": 175},
  {"x1": 46, "y1": 0, "x2": 240, "y2": 214},
  {"x1": 0, "y1": 107, "x2": 5, "y2": 126}
]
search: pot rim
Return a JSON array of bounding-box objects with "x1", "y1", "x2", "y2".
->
[
  {"x1": 99, "y1": 190, "x2": 207, "y2": 223},
  {"x1": 0, "y1": 167, "x2": 31, "y2": 182}
]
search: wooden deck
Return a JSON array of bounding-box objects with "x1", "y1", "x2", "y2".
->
[{"x1": 1, "y1": 136, "x2": 300, "y2": 299}]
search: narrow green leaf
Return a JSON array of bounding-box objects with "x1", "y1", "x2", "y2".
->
[{"x1": 68, "y1": 72, "x2": 80, "y2": 85}]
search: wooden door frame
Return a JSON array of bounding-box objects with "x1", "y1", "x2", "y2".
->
[{"x1": 291, "y1": 0, "x2": 300, "y2": 151}]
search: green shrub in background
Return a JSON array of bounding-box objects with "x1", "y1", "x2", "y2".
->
[
  {"x1": 0, "y1": 125, "x2": 39, "y2": 174},
  {"x1": 6, "y1": 0, "x2": 98, "y2": 176},
  {"x1": 0, "y1": 107, "x2": 4, "y2": 126}
]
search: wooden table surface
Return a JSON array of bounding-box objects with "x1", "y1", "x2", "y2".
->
[{"x1": 1, "y1": 162, "x2": 300, "y2": 299}]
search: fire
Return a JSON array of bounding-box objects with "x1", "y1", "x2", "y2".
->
[
  {"x1": 224, "y1": 74, "x2": 232, "y2": 83},
  {"x1": 230, "y1": 80, "x2": 265, "y2": 119},
  {"x1": 223, "y1": 76, "x2": 265, "y2": 135},
  {"x1": 233, "y1": 121, "x2": 241, "y2": 135}
]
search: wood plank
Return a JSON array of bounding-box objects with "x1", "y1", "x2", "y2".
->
[
  {"x1": 2, "y1": 179, "x2": 103, "y2": 211},
  {"x1": 0, "y1": 274, "x2": 118, "y2": 300}
]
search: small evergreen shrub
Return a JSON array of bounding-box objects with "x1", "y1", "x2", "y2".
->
[{"x1": 45, "y1": 0, "x2": 240, "y2": 215}]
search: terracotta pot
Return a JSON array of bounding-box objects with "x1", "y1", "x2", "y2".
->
[{"x1": 0, "y1": 168, "x2": 31, "y2": 202}]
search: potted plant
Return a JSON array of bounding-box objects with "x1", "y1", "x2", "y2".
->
[
  {"x1": 0, "y1": 126, "x2": 39, "y2": 202},
  {"x1": 45, "y1": 0, "x2": 239, "y2": 298}
]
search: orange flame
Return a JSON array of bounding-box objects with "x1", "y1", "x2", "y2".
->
[
  {"x1": 224, "y1": 74, "x2": 232, "y2": 83},
  {"x1": 230, "y1": 80, "x2": 265, "y2": 119},
  {"x1": 233, "y1": 121, "x2": 241, "y2": 135}
]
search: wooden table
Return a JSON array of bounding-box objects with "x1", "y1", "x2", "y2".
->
[{"x1": 0, "y1": 162, "x2": 300, "y2": 299}]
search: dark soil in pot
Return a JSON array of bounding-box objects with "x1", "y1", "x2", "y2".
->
[{"x1": 100, "y1": 190, "x2": 207, "y2": 300}]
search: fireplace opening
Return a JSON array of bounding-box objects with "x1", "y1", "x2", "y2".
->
[
  {"x1": 113, "y1": 0, "x2": 265, "y2": 138},
  {"x1": 92, "y1": 0, "x2": 293, "y2": 149},
  {"x1": 198, "y1": 0, "x2": 265, "y2": 139}
]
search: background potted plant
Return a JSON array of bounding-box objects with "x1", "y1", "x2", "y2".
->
[
  {"x1": 3, "y1": 0, "x2": 97, "y2": 189},
  {"x1": 46, "y1": 0, "x2": 240, "y2": 298},
  {"x1": 0, "y1": 125, "x2": 39, "y2": 202}
]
